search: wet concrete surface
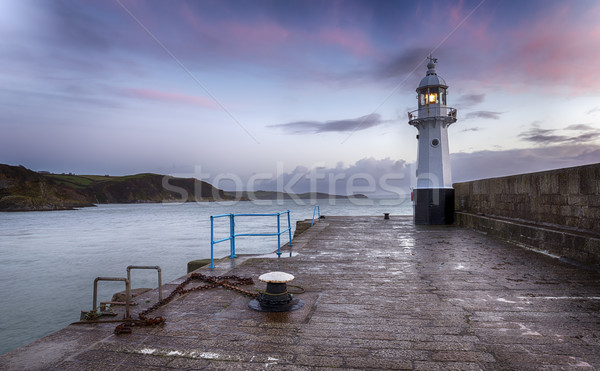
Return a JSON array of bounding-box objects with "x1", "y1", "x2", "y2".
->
[{"x1": 2, "y1": 216, "x2": 600, "y2": 370}]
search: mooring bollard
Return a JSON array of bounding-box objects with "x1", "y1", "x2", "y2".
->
[
  {"x1": 248, "y1": 271, "x2": 304, "y2": 312},
  {"x1": 384, "y1": 213, "x2": 390, "y2": 220}
]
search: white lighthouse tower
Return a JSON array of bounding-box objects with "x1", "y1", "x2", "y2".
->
[{"x1": 408, "y1": 56, "x2": 457, "y2": 224}]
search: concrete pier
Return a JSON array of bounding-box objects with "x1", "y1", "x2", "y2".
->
[{"x1": 2, "y1": 216, "x2": 600, "y2": 370}]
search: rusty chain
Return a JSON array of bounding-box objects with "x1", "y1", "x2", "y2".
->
[{"x1": 114, "y1": 273, "x2": 257, "y2": 334}]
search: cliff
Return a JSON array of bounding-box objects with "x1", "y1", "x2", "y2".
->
[
  {"x1": 0, "y1": 165, "x2": 94, "y2": 211},
  {"x1": 0, "y1": 164, "x2": 234, "y2": 211},
  {"x1": 0, "y1": 164, "x2": 368, "y2": 211},
  {"x1": 47, "y1": 173, "x2": 232, "y2": 204}
]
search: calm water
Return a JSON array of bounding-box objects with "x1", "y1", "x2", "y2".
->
[{"x1": 0, "y1": 198, "x2": 411, "y2": 355}]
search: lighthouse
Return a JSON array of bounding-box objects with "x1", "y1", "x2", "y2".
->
[{"x1": 408, "y1": 56, "x2": 457, "y2": 224}]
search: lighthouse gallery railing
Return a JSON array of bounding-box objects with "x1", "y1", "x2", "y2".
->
[
  {"x1": 209, "y1": 211, "x2": 293, "y2": 268},
  {"x1": 408, "y1": 106, "x2": 457, "y2": 122}
]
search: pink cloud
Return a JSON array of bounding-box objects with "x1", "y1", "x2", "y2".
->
[
  {"x1": 224, "y1": 21, "x2": 291, "y2": 50},
  {"x1": 315, "y1": 27, "x2": 375, "y2": 56},
  {"x1": 178, "y1": 3, "x2": 375, "y2": 59},
  {"x1": 508, "y1": 4, "x2": 600, "y2": 93},
  {"x1": 121, "y1": 88, "x2": 218, "y2": 109},
  {"x1": 179, "y1": 5, "x2": 292, "y2": 56},
  {"x1": 439, "y1": 3, "x2": 600, "y2": 95},
  {"x1": 435, "y1": 0, "x2": 498, "y2": 51},
  {"x1": 448, "y1": 0, "x2": 466, "y2": 26}
]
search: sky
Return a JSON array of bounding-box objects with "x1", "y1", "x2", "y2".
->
[{"x1": 1, "y1": 0, "x2": 599, "y2": 196}]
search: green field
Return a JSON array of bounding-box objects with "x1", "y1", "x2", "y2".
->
[{"x1": 44, "y1": 173, "x2": 159, "y2": 189}]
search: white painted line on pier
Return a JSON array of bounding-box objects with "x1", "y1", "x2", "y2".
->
[
  {"x1": 135, "y1": 348, "x2": 222, "y2": 360},
  {"x1": 496, "y1": 298, "x2": 517, "y2": 303}
]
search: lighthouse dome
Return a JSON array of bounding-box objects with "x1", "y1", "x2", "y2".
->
[{"x1": 418, "y1": 60, "x2": 447, "y2": 89}]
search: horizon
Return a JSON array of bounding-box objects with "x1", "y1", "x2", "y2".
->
[
  {"x1": 7, "y1": 160, "x2": 597, "y2": 200},
  {"x1": 2, "y1": 0, "x2": 599, "y2": 192}
]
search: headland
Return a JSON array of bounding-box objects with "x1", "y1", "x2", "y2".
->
[{"x1": 0, "y1": 164, "x2": 365, "y2": 211}]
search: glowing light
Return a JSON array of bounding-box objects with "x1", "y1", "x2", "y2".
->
[{"x1": 428, "y1": 94, "x2": 437, "y2": 103}]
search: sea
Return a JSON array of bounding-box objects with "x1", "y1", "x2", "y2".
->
[{"x1": 0, "y1": 198, "x2": 412, "y2": 356}]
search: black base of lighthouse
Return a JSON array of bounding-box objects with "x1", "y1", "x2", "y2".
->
[{"x1": 413, "y1": 188, "x2": 455, "y2": 225}]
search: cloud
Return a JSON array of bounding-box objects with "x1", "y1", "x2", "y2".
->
[
  {"x1": 518, "y1": 128, "x2": 568, "y2": 144},
  {"x1": 506, "y1": 3, "x2": 600, "y2": 93},
  {"x1": 301, "y1": 46, "x2": 432, "y2": 89},
  {"x1": 270, "y1": 114, "x2": 387, "y2": 134},
  {"x1": 251, "y1": 145, "x2": 600, "y2": 196},
  {"x1": 45, "y1": 1, "x2": 113, "y2": 52},
  {"x1": 461, "y1": 127, "x2": 481, "y2": 132},
  {"x1": 519, "y1": 126, "x2": 600, "y2": 144},
  {"x1": 254, "y1": 157, "x2": 412, "y2": 197},
  {"x1": 316, "y1": 27, "x2": 375, "y2": 56},
  {"x1": 565, "y1": 124, "x2": 594, "y2": 131},
  {"x1": 456, "y1": 94, "x2": 485, "y2": 106},
  {"x1": 464, "y1": 111, "x2": 503, "y2": 120},
  {"x1": 573, "y1": 132, "x2": 600, "y2": 142},
  {"x1": 375, "y1": 48, "x2": 431, "y2": 80},
  {"x1": 403, "y1": 3, "x2": 600, "y2": 95},
  {"x1": 452, "y1": 144, "x2": 600, "y2": 182},
  {"x1": 118, "y1": 88, "x2": 218, "y2": 109},
  {"x1": 587, "y1": 107, "x2": 600, "y2": 115}
]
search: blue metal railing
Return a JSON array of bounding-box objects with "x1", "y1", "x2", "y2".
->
[
  {"x1": 311, "y1": 205, "x2": 321, "y2": 226},
  {"x1": 209, "y1": 210, "x2": 293, "y2": 268}
]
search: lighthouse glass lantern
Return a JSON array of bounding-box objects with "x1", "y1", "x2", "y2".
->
[{"x1": 408, "y1": 57, "x2": 457, "y2": 224}]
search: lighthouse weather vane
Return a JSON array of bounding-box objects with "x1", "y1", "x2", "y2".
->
[
  {"x1": 427, "y1": 55, "x2": 438, "y2": 64},
  {"x1": 408, "y1": 56, "x2": 458, "y2": 225}
]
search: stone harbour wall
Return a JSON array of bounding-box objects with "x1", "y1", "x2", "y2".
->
[
  {"x1": 454, "y1": 163, "x2": 600, "y2": 267},
  {"x1": 294, "y1": 219, "x2": 314, "y2": 239}
]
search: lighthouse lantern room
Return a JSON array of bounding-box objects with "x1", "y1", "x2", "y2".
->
[{"x1": 408, "y1": 56, "x2": 457, "y2": 224}]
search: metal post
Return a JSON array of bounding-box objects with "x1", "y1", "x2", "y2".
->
[
  {"x1": 210, "y1": 216, "x2": 215, "y2": 268},
  {"x1": 93, "y1": 279, "x2": 98, "y2": 313},
  {"x1": 287, "y1": 210, "x2": 293, "y2": 247},
  {"x1": 158, "y1": 267, "x2": 162, "y2": 300},
  {"x1": 93, "y1": 277, "x2": 130, "y2": 319},
  {"x1": 277, "y1": 213, "x2": 281, "y2": 257},
  {"x1": 230, "y1": 213, "x2": 236, "y2": 258},
  {"x1": 312, "y1": 205, "x2": 320, "y2": 226},
  {"x1": 127, "y1": 265, "x2": 163, "y2": 302}
]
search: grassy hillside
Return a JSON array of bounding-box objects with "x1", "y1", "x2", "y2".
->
[
  {"x1": 44, "y1": 173, "x2": 234, "y2": 204},
  {"x1": 0, "y1": 165, "x2": 94, "y2": 211},
  {"x1": 0, "y1": 165, "x2": 235, "y2": 211},
  {"x1": 0, "y1": 164, "x2": 367, "y2": 211}
]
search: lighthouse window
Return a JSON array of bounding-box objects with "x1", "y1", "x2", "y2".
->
[
  {"x1": 431, "y1": 138, "x2": 440, "y2": 147},
  {"x1": 420, "y1": 89, "x2": 440, "y2": 105},
  {"x1": 428, "y1": 92, "x2": 438, "y2": 103},
  {"x1": 440, "y1": 88, "x2": 446, "y2": 105}
]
